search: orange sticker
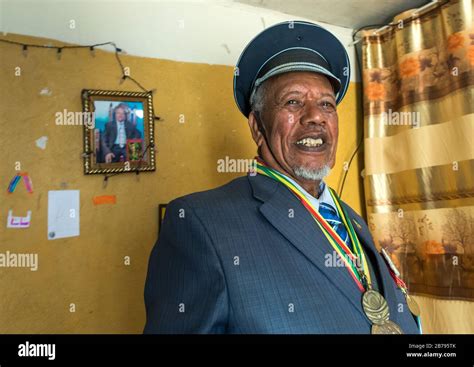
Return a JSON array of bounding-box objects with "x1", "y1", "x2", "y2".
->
[{"x1": 93, "y1": 195, "x2": 116, "y2": 205}]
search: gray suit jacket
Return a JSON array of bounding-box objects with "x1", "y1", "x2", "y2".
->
[{"x1": 144, "y1": 174, "x2": 420, "y2": 334}]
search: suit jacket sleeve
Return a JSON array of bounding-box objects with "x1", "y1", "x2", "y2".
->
[
  {"x1": 143, "y1": 198, "x2": 228, "y2": 333},
  {"x1": 101, "y1": 123, "x2": 113, "y2": 156}
]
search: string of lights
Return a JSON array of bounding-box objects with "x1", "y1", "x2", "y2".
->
[
  {"x1": 0, "y1": 37, "x2": 160, "y2": 181},
  {"x1": 0, "y1": 38, "x2": 153, "y2": 94}
]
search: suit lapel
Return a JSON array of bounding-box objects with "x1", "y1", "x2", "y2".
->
[
  {"x1": 249, "y1": 174, "x2": 367, "y2": 320},
  {"x1": 343, "y1": 205, "x2": 402, "y2": 325},
  {"x1": 110, "y1": 122, "x2": 117, "y2": 144},
  {"x1": 125, "y1": 121, "x2": 131, "y2": 138}
]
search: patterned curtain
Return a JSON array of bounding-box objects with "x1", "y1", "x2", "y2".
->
[{"x1": 360, "y1": 0, "x2": 473, "y2": 332}]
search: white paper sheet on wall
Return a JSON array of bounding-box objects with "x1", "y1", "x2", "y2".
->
[{"x1": 48, "y1": 190, "x2": 80, "y2": 240}]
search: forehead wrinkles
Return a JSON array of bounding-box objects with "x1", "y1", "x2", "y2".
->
[{"x1": 273, "y1": 80, "x2": 334, "y2": 101}]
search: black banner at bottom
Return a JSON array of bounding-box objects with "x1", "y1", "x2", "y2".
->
[{"x1": 0, "y1": 334, "x2": 472, "y2": 366}]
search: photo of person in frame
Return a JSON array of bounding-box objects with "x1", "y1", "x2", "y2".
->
[{"x1": 95, "y1": 101, "x2": 143, "y2": 163}]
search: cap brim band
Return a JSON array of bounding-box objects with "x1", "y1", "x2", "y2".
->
[
  {"x1": 254, "y1": 62, "x2": 341, "y2": 89},
  {"x1": 250, "y1": 62, "x2": 341, "y2": 104}
]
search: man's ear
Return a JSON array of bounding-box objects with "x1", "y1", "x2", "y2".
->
[{"x1": 248, "y1": 111, "x2": 264, "y2": 149}]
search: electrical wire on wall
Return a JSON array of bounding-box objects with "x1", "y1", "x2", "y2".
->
[
  {"x1": 339, "y1": 1, "x2": 443, "y2": 197},
  {"x1": 0, "y1": 38, "x2": 154, "y2": 94},
  {"x1": 336, "y1": 25, "x2": 382, "y2": 198},
  {"x1": 0, "y1": 37, "x2": 161, "y2": 183}
]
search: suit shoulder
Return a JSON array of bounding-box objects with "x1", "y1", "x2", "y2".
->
[{"x1": 168, "y1": 176, "x2": 251, "y2": 210}]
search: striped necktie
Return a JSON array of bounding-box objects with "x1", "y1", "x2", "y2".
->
[
  {"x1": 318, "y1": 202, "x2": 352, "y2": 250},
  {"x1": 118, "y1": 122, "x2": 126, "y2": 148}
]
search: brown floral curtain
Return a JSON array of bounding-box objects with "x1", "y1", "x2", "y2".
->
[{"x1": 360, "y1": 0, "x2": 473, "y2": 332}]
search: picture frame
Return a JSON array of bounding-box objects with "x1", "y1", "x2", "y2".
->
[{"x1": 81, "y1": 89, "x2": 156, "y2": 174}]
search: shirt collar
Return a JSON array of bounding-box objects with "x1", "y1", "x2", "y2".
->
[{"x1": 276, "y1": 172, "x2": 334, "y2": 212}]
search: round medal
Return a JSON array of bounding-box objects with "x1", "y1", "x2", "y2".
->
[
  {"x1": 362, "y1": 289, "x2": 390, "y2": 325},
  {"x1": 371, "y1": 320, "x2": 404, "y2": 334},
  {"x1": 406, "y1": 294, "x2": 421, "y2": 317}
]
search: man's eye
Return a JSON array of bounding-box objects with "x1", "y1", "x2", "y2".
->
[
  {"x1": 286, "y1": 99, "x2": 301, "y2": 106},
  {"x1": 321, "y1": 101, "x2": 335, "y2": 110}
]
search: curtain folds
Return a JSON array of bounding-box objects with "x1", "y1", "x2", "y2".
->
[{"x1": 360, "y1": 0, "x2": 474, "y2": 333}]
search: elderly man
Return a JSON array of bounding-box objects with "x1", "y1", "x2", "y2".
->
[
  {"x1": 144, "y1": 21, "x2": 421, "y2": 334},
  {"x1": 102, "y1": 104, "x2": 142, "y2": 163}
]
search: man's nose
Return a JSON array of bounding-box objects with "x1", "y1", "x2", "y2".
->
[{"x1": 300, "y1": 103, "x2": 326, "y2": 127}]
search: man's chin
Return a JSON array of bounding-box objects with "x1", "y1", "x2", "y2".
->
[{"x1": 292, "y1": 164, "x2": 331, "y2": 182}]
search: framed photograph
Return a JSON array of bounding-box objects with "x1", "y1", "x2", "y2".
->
[{"x1": 82, "y1": 89, "x2": 156, "y2": 174}]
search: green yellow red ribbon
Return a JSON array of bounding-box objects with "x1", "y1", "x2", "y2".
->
[{"x1": 255, "y1": 158, "x2": 371, "y2": 292}]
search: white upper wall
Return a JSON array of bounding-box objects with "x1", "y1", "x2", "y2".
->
[{"x1": 0, "y1": 0, "x2": 359, "y2": 81}]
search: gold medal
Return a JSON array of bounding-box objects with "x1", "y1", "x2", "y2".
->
[
  {"x1": 255, "y1": 160, "x2": 416, "y2": 333},
  {"x1": 362, "y1": 289, "x2": 390, "y2": 325},
  {"x1": 406, "y1": 294, "x2": 421, "y2": 317},
  {"x1": 371, "y1": 320, "x2": 404, "y2": 334}
]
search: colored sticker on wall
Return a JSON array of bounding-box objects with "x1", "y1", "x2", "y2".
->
[
  {"x1": 92, "y1": 195, "x2": 116, "y2": 206},
  {"x1": 7, "y1": 210, "x2": 31, "y2": 228},
  {"x1": 7, "y1": 172, "x2": 33, "y2": 194}
]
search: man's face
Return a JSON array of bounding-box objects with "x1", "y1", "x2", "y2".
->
[
  {"x1": 250, "y1": 72, "x2": 339, "y2": 182},
  {"x1": 115, "y1": 107, "x2": 126, "y2": 122}
]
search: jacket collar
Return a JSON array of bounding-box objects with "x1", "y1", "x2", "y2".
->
[{"x1": 248, "y1": 173, "x2": 401, "y2": 326}]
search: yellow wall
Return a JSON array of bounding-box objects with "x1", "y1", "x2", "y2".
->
[{"x1": 0, "y1": 34, "x2": 364, "y2": 333}]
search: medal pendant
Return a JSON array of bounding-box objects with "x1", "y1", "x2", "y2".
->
[
  {"x1": 362, "y1": 289, "x2": 390, "y2": 325},
  {"x1": 406, "y1": 294, "x2": 421, "y2": 317},
  {"x1": 371, "y1": 320, "x2": 404, "y2": 334}
]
